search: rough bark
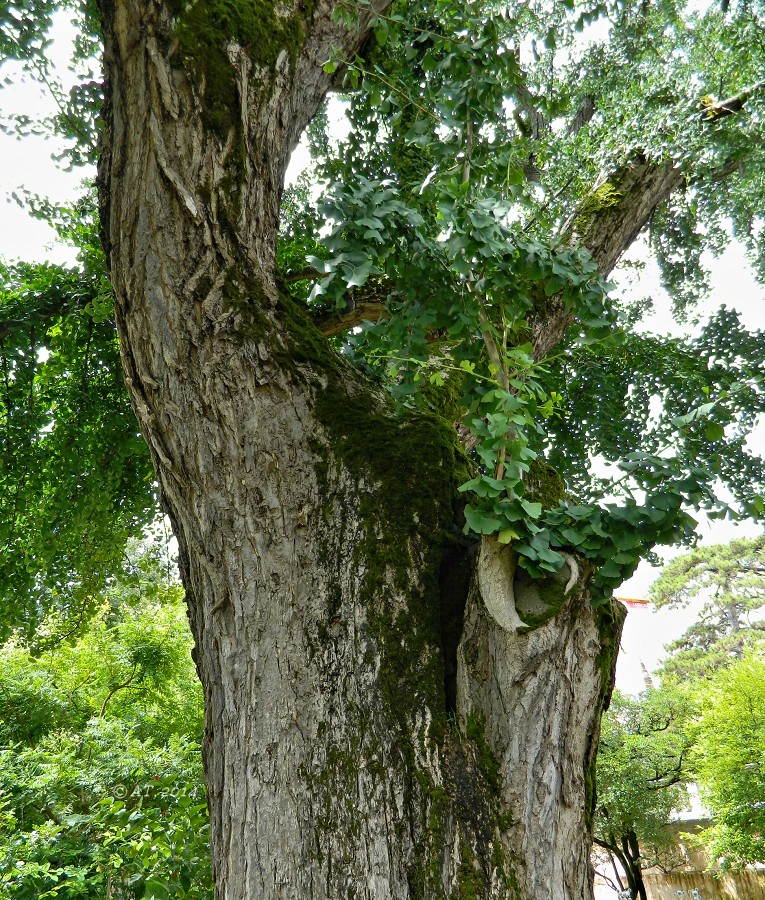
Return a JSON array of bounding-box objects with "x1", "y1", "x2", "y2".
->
[
  {"x1": 98, "y1": 2, "x2": 628, "y2": 898},
  {"x1": 457, "y1": 543, "x2": 624, "y2": 898},
  {"x1": 531, "y1": 156, "x2": 684, "y2": 360}
]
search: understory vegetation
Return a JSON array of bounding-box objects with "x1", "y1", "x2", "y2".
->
[{"x1": 0, "y1": 546, "x2": 212, "y2": 899}]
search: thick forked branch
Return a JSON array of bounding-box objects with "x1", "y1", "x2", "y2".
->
[
  {"x1": 528, "y1": 77, "x2": 765, "y2": 361},
  {"x1": 567, "y1": 156, "x2": 684, "y2": 277},
  {"x1": 98, "y1": 0, "x2": 392, "y2": 280},
  {"x1": 96, "y1": 0, "x2": 398, "y2": 493},
  {"x1": 98, "y1": 3, "x2": 483, "y2": 897},
  {"x1": 274, "y1": 0, "x2": 394, "y2": 163}
]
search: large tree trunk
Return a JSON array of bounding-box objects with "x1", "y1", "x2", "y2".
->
[
  {"x1": 97, "y1": 2, "x2": 640, "y2": 897},
  {"x1": 457, "y1": 546, "x2": 623, "y2": 897}
]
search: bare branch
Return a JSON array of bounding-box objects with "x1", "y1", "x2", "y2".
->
[
  {"x1": 514, "y1": 81, "x2": 547, "y2": 141},
  {"x1": 701, "y1": 78, "x2": 765, "y2": 120},
  {"x1": 316, "y1": 301, "x2": 388, "y2": 336}
]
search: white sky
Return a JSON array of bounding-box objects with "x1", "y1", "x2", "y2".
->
[
  {"x1": 2, "y1": 14, "x2": 764, "y2": 697},
  {"x1": 0, "y1": 11, "x2": 83, "y2": 265},
  {"x1": 611, "y1": 239, "x2": 765, "y2": 693}
]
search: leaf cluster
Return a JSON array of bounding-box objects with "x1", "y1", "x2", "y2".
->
[
  {"x1": 0, "y1": 0, "x2": 102, "y2": 165},
  {"x1": 0, "y1": 197, "x2": 155, "y2": 645},
  {"x1": 0, "y1": 546, "x2": 211, "y2": 899}
]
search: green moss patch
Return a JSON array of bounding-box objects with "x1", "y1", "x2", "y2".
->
[
  {"x1": 171, "y1": 0, "x2": 307, "y2": 137},
  {"x1": 572, "y1": 179, "x2": 623, "y2": 235}
]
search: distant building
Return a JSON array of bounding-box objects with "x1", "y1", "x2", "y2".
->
[{"x1": 615, "y1": 596, "x2": 651, "y2": 610}]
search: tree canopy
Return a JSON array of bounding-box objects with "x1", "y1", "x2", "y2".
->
[
  {"x1": 2, "y1": 0, "x2": 765, "y2": 639},
  {"x1": 651, "y1": 536, "x2": 765, "y2": 680},
  {"x1": 0, "y1": 202, "x2": 155, "y2": 644}
]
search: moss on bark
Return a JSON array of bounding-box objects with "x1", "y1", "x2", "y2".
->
[
  {"x1": 584, "y1": 598, "x2": 627, "y2": 831},
  {"x1": 571, "y1": 179, "x2": 623, "y2": 236},
  {"x1": 170, "y1": 0, "x2": 310, "y2": 137}
]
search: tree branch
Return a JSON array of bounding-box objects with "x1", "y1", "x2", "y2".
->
[
  {"x1": 99, "y1": 662, "x2": 140, "y2": 719},
  {"x1": 526, "y1": 78, "x2": 765, "y2": 361},
  {"x1": 283, "y1": 267, "x2": 320, "y2": 285},
  {"x1": 277, "y1": 0, "x2": 395, "y2": 164},
  {"x1": 315, "y1": 301, "x2": 388, "y2": 336},
  {"x1": 701, "y1": 78, "x2": 765, "y2": 120}
]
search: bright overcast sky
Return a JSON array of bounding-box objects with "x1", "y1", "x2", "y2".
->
[{"x1": 1, "y1": 13, "x2": 764, "y2": 695}]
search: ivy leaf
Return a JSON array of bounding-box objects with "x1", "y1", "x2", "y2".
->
[
  {"x1": 464, "y1": 504, "x2": 502, "y2": 535},
  {"x1": 374, "y1": 17, "x2": 389, "y2": 46},
  {"x1": 705, "y1": 422, "x2": 724, "y2": 441}
]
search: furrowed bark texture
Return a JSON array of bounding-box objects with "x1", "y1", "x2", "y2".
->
[
  {"x1": 96, "y1": 3, "x2": 656, "y2": 898},
  {"x1": 457, "y1": 544, "x2": 624, "y2": 898},
  {"x1": 531, "y1": 157, "x2": 683, "y2": 360}
]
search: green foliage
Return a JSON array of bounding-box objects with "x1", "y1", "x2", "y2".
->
[
  {"x1": 0, "y1": 195, "x2": 156, "y2": 644},
  {"x1": 595, "y1": 687, "x2": 693, "y2": 892},
  {"x1": 0, "y1": 546, "x2": 211, "y2": 899},
  {"x1": 290, "y1": 0, "x2": 765, "y2": 601},
  {"x1": 315, "y1": 167, "x2": 638, "y2": 594},
  {"x1": 1, "y1": 0, "x2": 764, "y2": 629},
  {"x1": 545, "y1": 310, "x2": 765, "y2": 520},
  {"x1": 691, "y1": 649, "x2": 765, "y2": 869},
  {"x1": 651, "y1": 537, "x2": 765, "y2": 681}
]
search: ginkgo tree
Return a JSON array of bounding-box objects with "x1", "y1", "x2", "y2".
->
[{"x1": 2, "y1": 0, "x2": 765, "y2": 897}]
